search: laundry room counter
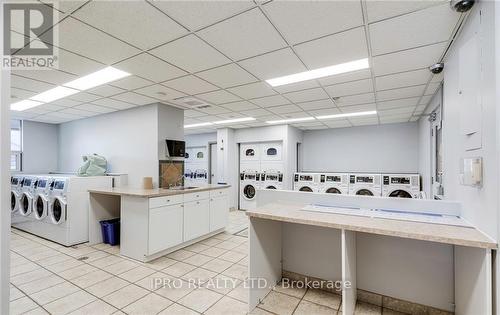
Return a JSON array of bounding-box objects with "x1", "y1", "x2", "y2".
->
[{"x1": 88, "y1": 183, "x2": 230, "y2": 197}]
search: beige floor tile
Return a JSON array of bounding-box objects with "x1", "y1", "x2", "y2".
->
[
  {"x1": 273, "y1": 281, "x2": 307, "y2": 299},
  {"x1": 294, "y1": 300, "x2": 337, "y2": 315},
  {"x1": 230, "y1": 235, "x2": 248, "y2": 244},
  {"x1": 35, "y1": 254, "x2": 73, "y2": 267},
  {"x1": 205, "y1": 296, "x2": 248, "y2": 315},
  {"x1": 202, "y1": 258, "x2": 233, "y2": 273},
  {"x1": 23, "y1": 306, "x2": 49, "y2": 315},
  {"x1": 155, "y1": 279, "x2": 195, "y2": 301},
  {"x1": 178, "y1": 287, "x2": 223, "y2": 313},
  {"x1": 167, "y1": 249, "x2": 196, "y2": 261},
  {"x1": 71, "y1": 270, "x2": 113, "y2": 288},
  {"x1": 355, "y1": 301, "x2": 382, "y2": 315},
  {"x1": 134, "y1": 272, "x2": 174, "y2": 291},
  {"x1": 80, "y1": 250, "x2": 110, "y2": 262},
  {"x1": 104, "y1": 246, "x2": 120, "y2": 255},
  {"x1": 200, "y1": 246, "x2": 227, "y2": 258},
  {"x1": 303, "y1": 289, "x2": 342, "y2": 310},
  {"x1": 227, "y1": 281, "x2": 248, "y2": 303},
  {"x1": 102, "y1": 259, "x2": 139, "y2": 275},
  {"x1": 88, "y1": 255, "x2": 126, "y2": 268},
  {"x1": 10, "y1": 261, "x2": 41, "y2": 276},
  {"x1": 237, "y1": 256, "x2": 249, "y2": 266},
  {"x1": 382, "y1": 308, "x2": 407, "y2": 315},
  {"x1": 10, "y1": 268, "x2": 52, "y2": 286},
  {"x1": 59, "y1": 264, "x2": 98, "y2": 280},
  {"x1": 184, "y1": 243, "x2": 211, "y2": 253},
  {"x1": 18, "y1": 274, "x2": 65, "y2": 294},
  {"x1": 219, "y1": 250, "x2": 246, "y2": 263},
  {"x1": 67, "y1": 299, "x2": 117, "y2": 315},
  {"x1": 30, "y1": 281, "x2": 80, "y2": 305},
  {"x1": 86, "y1": 276, "x2": 129, "y2": 298},
  {"x1": 144, "y1": 257, "x2": 177, "y2": 270},
  {"x1": 28, "y1": 249, "x2": 61, "y2": 261},
  {"x1": 183, "y1": 253, "x2": 214, "y2": 267},
  {"x1": 45, "y1": 259, "x2": 84, "y2": 273},
  {"x1": 9, "y1": 296, "x2": 38, "y2": 315},
  {"x1": 222, "y1": 263, "x2": 247, "y2": 280},
  {"x1": 214, "y1": 240, "x2": 240, "y2": 250},
  {"x1": 44, "y1": 290, "x2": 96, "y2": 315},
  {"x1": 212, "y1": 232, "x2": 234, "y2": 241},
  {"x1": 200, "y1": 237, "x2": 223, "y2": 247},
  {"x1": 181, "y1": 267, "x2": 217, "y2": 284},
  {"x1": 10, "y1": 285, "x2": 24, "y2": 301},
  {"x1": 233, "y1": 244, "x2": 248, "y2": 254},
  {"x1": 204, "y1": 275, "x2": 241, "y2": 295},
  {"x1": 92, "y1": 243, "x2": 113, "y2": 250},
  {"x1": 249, "y1": 307, "x2": 274, "y2": 315},
  {"x1": 118, "y1": 265, "x2": 156, "y2": 282},
  {"x1": 122, "y1": 292, "x2": 173, "y2": 314},
  {"x1": 259, "y1": 291, "x2": 301, "y2": 315},
  {"x1": 163, "y1": 262, "x2": 197, "y2": 277},
  {"x1": 158, "y1": 302, "x2": 200, "y2": 315},
  {"x1": 102, "y1": 284, "x2": 149, "y2": 309}
]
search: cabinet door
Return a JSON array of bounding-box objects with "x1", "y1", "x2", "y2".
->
[
  {"x1": 148, "y1": 204, "x2": 183, "y2": 255},
  {"x1": 184, "y1": 199, "x2": 209, "y2": 241},
  {"x1": 210, "y1": 195, "x2": 228, "y2": 232}
]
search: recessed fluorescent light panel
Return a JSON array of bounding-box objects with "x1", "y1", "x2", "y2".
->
[
  {"x1": 316, "y1": 110, "x2": 377, "y2": 120},
  {"x1": 214, "y1": 117, "x2": 256, "y2": 125},
  {"x1": 30, "y1": 86, "x2": 79, "y2": 103},
  {"x1": 266, "y1": 58, "x2": 369, "y2": 87},
  {"x1": 266, "y1": 117, "x2": 315, "y2": 124},
  {"x1": 64, "y1": 67, "x2": 130, "y2": 90},
  {"x1": 10, "y1": 100, "x2": 44, "y2": 111},
  {"x1": 184, "y1": 122, "x2": 214, "y2": 128}
]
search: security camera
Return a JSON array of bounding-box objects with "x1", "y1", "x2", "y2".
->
[
  {"x1": 429, "y1": 63, "x2": 444, "y2": 74},
  {"x1": 450, "y1": 0, "x2": 475, "y2": 12}
]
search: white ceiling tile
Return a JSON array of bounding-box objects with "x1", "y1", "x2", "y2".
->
[
  {"x1": 60, "y1": 108, "x2": 98, "y2": 117},
  {"x1": 220, "y1": 101, "x2": 259, "y2": 111},
  {"x1": 294, "y1": 27, "x2": 368, "y2": 69},
  {"x1": 10, "y1": 112, "x2": 39, "y2": 119},
  {"x1": 379, "y1": 116, "x2": 411, "y2": 124},
  {"x1": 349, "y1": 117, "x2": 379, "y2": 127},
  {"x1": 419, "y1": 95, "x2": 433, "y2": 105},
  {"x1": 379, "y1": 107, "x2": 415, "y2": 116},
  {"x1": 280, "y1": 111, "x2": 313, "y2": 119},
  {"x1": 44, "y1": 111, "x2": 82, "y2": 120},
  {"x1": 216, "y1": 112, "x2": 247, "y2": 119},
  {"x1": 431, "y1": 72, "x2": 444, "y2": 83},
  {"x1": 51, "y1": 48, "x2": 105, "y2": 76},
  {"x1": 12, "y1": 70, "x2": 77, "y2": 86},
  {"x1": 11, "y1": 75, "x2": 55, "y2": 92},
  {"x1": 238, "y1": 48, "x2": 306, "y2": 80},
  {"x1": 272, "y1": 80, "x2": 320, "y2": 94},
  {"x1": 68, "y1": 92, "x2": 101, "y2": 103},
  {"x1": 372, "y1": 42, "x2": 447, "y2": 76},
  {"x1": 110, "y1": 76, "x2": 154, "y2": 90},
  {"x1": 34, "y1": 103, "x2": 66, "y2": 112},
  {"x1": 197, "y1": 106, "x2": 231, "y2": 115},
  {"x1": 318, "y1": 69, "x2": 372, "y2": 86},
  {"x1": 184, "y1": 110, "x2": 208, "y2": 118},
  {"x1": 424, "y1": 82, "x2": 441, "y2": 95},
  {"x1": 74, "y1": 103, "x2": 117, "y2": 114},
  {"x1": 415, "y1": 104, "x2": 427, "y2": 113},
  {"x1": 10, "y1": 88, "x2": 36, "y2": 101},
  {"x1": 263, "y1": 0, "x2": 363, "y2": 44},
  {"x1": 267, "y1": 104, "x2": 303, "y2": 115},
  {"x1": 91, "y1": 98, "x2": 137, "y2": 110},
  {"x1": 150, "y1": 35, "x2": 231, "y2": 73},
  {"x1": 341, "y1": 103, "x2": 377, "y2": 113},
  {"x1": 135, "y1": 84, "x2": 186, "y2": 102},
  {"x1": 366, "y1": 1, "x2": 446, "y2": 23},
  {"x1": 324, "y1": 79, "x2": 373, "y2": 98},
  {"x1": 409, "y1": 116, "x2": 420, "y2": 122},
  {"x1": 284, "y1": 88, "x2": 329, "y2": 103},
  {"x1": 304, "y1": 125, "x2": 328, "y2": 130},
  {"x1": 74, "y1": 1, "x2": 187, "y2": 50},
  {"x1": 151, "y1": 0, "x2": 255, "y2": 31},
  {"x1": 46, "y1": 0, "x2": 87, "y2": 14},
  {"x1": 335, "y1": 93, "x2": 375, "y2": 107},
  {"x1": 375, "y1": 69, "x2": 431, "y2": 91},
  {"x1": 323, "y1": 119, "x2": 351, "y2": 128},
  {"x1": 43, "y1": 17, "x2": 140, "y2": 64},
  {"x1": 195, "y1": 90, "x2": 241, "y2": 105},
  {"x1": 163, "y1": 75, "x2": 218, "y2": 95},
  {"x1": 50, "y1": 98, "x2": 82, "y2": 108},
  {"x1": 111, "y1": 92, "x2": 158, "y2": 106},
  {"x1": 297, "y1": 99, "x2": 336, "y2": 111},
  {"x1": 307, "y1": 108, "x2": 342, "y2": 116},
  {"x1": 114, "y1": 53, "x2": 186, "y2": 83},
  {"x1": 240, "y1": 108, "x2": 273, "y2": 117},
  {"x1": 87, "y1": 85, "x2": 126, "y2": 97},
  {"x1": 251, "y1": 95, "x2": 290, "y2": 108},
  {"x1": 377, "y1": 85, "x2": 426, "y2": 102},
  {"x1": 370, "y1": 4, "x2": 459, "y2": 56},
  {"x1": 197, "y1": 115, "x2": 220, "y2": 122},
  {"x1": 196, "y1": 64, "x2": 257, "y2": 88},
  {"x1": 197, "y1": 8, "x2": 287, "y2": 60},
  {"x1": 227, "y1": 82, "x2": 276, "y2": 99},
  {"x1": 377, "y1": 97, "x2": 420, "y2": 110}
]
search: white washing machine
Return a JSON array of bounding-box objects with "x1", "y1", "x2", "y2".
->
[
  {"x1": 382, "y1": 174, "x2": 421, "y2": 198},
  {"x1": 293, "y1": 172, "x2": 319, "y2": 193},
  {"x1": 240, "y1": 143, "x2": 260, "y2": 162},
  {"x1": 239, "y1": 172, "x2": 261, "y2": 210},
  {"x1": 18, "y1": 175, "x2": 37, "y2": 218},
  {"x1": 10, "y1": 175, "x2": 24, "y2": 214},
  {"x1": 193, "y1": 168, "x2": 208, "y2": 185},
  {"x1": 318, "y1": 173, "x2": 349, "y2": 194},
  {"x1": 262, "y1": 173, "x2": 284, "y2": 190},
  {"x1": 33, "y1": 176, "x2": 52, "y2": 221},
  {"x1": 348, "y1": 174, "x2": 382, "y2": 197}
]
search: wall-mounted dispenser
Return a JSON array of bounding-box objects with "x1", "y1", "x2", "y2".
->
[{"x1": 459, "y1": 157, "x2": 483, "y2": 187}]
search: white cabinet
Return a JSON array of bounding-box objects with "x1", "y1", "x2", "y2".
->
[
  {"x1": 148, "y1": 204, "x2": 183, "y2": 254},
  {"x1": 184, "y1": 199, "x2": 210, "y2": 241},
  {"x1": 210, "y1": 195, "x2": 228, "y2": 232}
]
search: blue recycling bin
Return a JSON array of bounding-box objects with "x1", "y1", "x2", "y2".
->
[{"x1": 99, "y1": 218, "x2": 120, "y2": 246}]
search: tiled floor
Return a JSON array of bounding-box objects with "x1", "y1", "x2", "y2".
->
[{"x1": 9, "y1": 211, "x2": 401, "y2": 314}]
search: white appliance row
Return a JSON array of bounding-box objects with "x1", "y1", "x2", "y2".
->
[
  {"x1": 293, "y1": 172, "x2": 421, "y2": 198},
  {"x1": 239, "y1": 171, "x2": 284, "y2": 210},
  {"x1": 10, "y1": 174, "x2": 112, "y2": 246},
  {"x1": 240, "y1": 142, "x2": 284, "y2": 174}
]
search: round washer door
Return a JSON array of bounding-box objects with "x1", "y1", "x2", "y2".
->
[
  {"x1": 266, "y1": 186, "x2": 276, "y2": 189},
  {"x1": 299, "y1": 186, "x2": 313, "y2": 192},
  {"x1": 388, "y1": 190, "x2": 412, "y2": 198},
  {"x1": 356, "y1": 189, "x2": 374, "y2": 196},
  {"x1": 243, "y1": 185, "x2": 256, "y2": 200},
  {"x1": 325, "y1": 187, "x2": 341, "y2": 194},
  {"x1": 34, "y1": 194, "x2": 49, "y2": 220},
  {"x1": 19, "y1": 193, "x2": 32, "y2": 216},
  {"x1": 11, "y1": 191, "x2": 19, "y2": 212},
  {"x1": 50, "y1": 196, "x2": 67, "y2": 224}
]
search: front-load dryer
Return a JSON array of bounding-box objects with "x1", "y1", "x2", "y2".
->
[
  {"x1": 33, "y1": 177, "x2": 52, "y2": 221},
  {"x1": 293, "y1": 172, "x2": 318, "y2": 193},
  {"x1": 240, "y1": 143, "x2": 260, "y2": 162},
  {"x1": 260, "y1": 142, "x2": 282, "y2": 161},
  {"x1": 239, "y1": 172, "x2": 261, "y2": 210},
  {"x1": 318, "y1": 173, "x2": 349, "y2": 194},
  {"x1": 382, "y1": 174, "x2": 420, "y2": 198},
  {"x1": 19, "y1": 176, "x2": 37, "y2": 217},
  {"x1": 262, "y1": 173, "x2": 284, "y2": 190},
  {"x1": 348, "y1": 174, "x2": 382, "y2": 196},
  {"x1": 49, "y1": 178, "x2": 68, "y2": 225},
  {"x1": 10, "y1": 175, "x2": 24, "y2": 214}
]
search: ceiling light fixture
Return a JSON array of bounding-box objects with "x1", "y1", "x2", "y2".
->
[
  {"x1": 266, "y1": 117, "x2": 315, "y2": 124},
  {"x1": 30, "y1": 86, "x2": 80, "y2": 103},
  {"x1": 64, "y1": 66, "x2": 131, "y2": 90},
  {"x1": 214, "y1": 117, "x2": 256, "y2": 124},
  {"x1": 10, "y1": 100, "x2": 44, "y2": 111},
  {"x1": 316, "y1": 110, "x2": 377, "y2": 120},
  {"x1": 266, "y1": 58, "x2": 370, "y2": 87},
  {"x1": 184, "y1": 122, "x2": 214, "y2": 128}
]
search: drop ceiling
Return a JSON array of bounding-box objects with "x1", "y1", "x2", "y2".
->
[{"x1": 9, "y1": 0, "x2": 460, "y2": 134}]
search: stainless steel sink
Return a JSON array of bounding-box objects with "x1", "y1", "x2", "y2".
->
[{"x1": 168, "y1": 186, "x2": 198, "y2": 190}]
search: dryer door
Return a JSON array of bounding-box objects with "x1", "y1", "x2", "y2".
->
[
  {"x1": 261, "y1": 142, "x2": 282, "y2": 161},
  {"x1": 34, "y1": 194, "x2": 49, "y2": 220},
  {"x1": 325, "y1": 187, "x2": 341, "y2": 194},
  {"x1": 243, "y1": 184, "x2": 256, "y2": 200},
  {"x1": 265, "y1": 185, "x2": 277, "y2": 190},
  {"x1": 50, "y1": 196, "x2": 67, "y2": 224},
  {"x1": 240, "y1": 144, "x2": 260, "y2": 161},
  {"x1": 356, "y1": 189, "x2": 374, "y2": 196},
  {"x1": 19, "y1": 192, "x2": 32, "y2": 216},
  {"x1": 388, "y1": 189, "x2": 412, "y2": 198},
  {"x1": 299, "y1": 186, "x2": 313, "y2": 192},
  {"x1": 11, "y1": 191, "x2": 19, "y2": 213}
]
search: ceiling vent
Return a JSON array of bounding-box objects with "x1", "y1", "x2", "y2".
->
[{"x1": 173, "y1": 96, "x2": 212, "y2": 109}]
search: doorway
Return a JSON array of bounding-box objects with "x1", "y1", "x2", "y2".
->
[{"x1": 209, "y1": 143, "x2": 217, "y2": 184}]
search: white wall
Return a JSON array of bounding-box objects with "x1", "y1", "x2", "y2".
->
[
  {"x1": 302, "y1": 122, "x2": 419, "y2": 173},
  {"x1": 185, "y1": 132, "x2": 217, "y2": 148},
  {"x1": 157, "y1": 104, "x2": 184, "y2": 160},
  {"x1": 22, "y1": 120, "x2": 58, "y2": 173}
]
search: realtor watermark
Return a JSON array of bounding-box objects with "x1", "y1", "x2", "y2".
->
[{"x1": 3, "y1": 1, "x2": 58, "y2": 70}]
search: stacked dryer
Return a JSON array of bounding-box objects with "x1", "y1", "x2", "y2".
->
[
  {"x1": 185, "y1": 146, "x2": 208, "y2": 186},
  {"x1": 293, "y1": 172, "x2": 319, "y2": 192},
  {"x1": 382, "y1": 174, "x2": 420, "y2": 198},
  {"x1": 10, "y1": 175, "x2": 25, "y2": 224},
  {"x1": 317, "y1": 173, "x2": 349, "y2": 194}
]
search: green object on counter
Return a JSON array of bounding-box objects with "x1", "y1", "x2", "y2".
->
[{"x1": 77, "y1": 154, "x2": 107, "y2": 176}]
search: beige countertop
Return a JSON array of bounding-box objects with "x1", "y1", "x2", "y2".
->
[
  {"x1": 89, "y1": 184, "x2": 230, "y2": 197},
  {"x1": 246, "y1": 202, "x2": 497, "y2": 249}
]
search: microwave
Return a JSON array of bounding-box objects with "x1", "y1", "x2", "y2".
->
[{"x1": 165, "y1": 139, "x2": 185, "y2": 158}]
